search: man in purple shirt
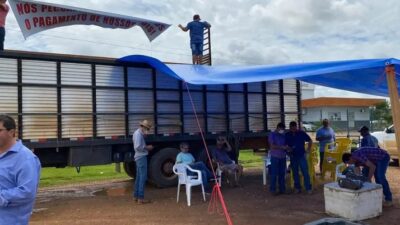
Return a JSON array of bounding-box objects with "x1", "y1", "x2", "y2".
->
[
  {"x1": 211, "y1": 136, "x2": 243, "y2": 187},
  {"x1": 268, "y1": 122, "x2": 288, "y2": 195},
  {"x1": 342, "y1": 147, "x2": 392, "y2": 207}
]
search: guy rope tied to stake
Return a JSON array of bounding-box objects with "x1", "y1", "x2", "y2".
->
[{"x1": 183, "y1": 81, "x2": 233, "y2": 225}]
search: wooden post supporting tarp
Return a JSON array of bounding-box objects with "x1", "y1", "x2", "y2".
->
[{"x1": 385, "y1": 65, "x2": 400, "y2": 156}]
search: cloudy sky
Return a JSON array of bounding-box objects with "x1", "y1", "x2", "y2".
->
[{"x1": 4, "y1": 0, "x2": 399, "y2": 98}]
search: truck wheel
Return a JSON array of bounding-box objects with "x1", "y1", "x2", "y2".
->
[
  {"x1": 149, "y1": 148, "x2": 179, "y2": 187},
  {"x1": 123, "y1": 161, "x2": 136, "y2": 178}
]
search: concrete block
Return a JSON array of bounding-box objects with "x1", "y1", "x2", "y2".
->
[{"x1": 324, "y1": 182, "x2": 383, "y2": 221}]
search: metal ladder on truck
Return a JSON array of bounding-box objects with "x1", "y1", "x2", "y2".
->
[{"x1": 200, "y1": 27, "x2": 212, "y2": 65}]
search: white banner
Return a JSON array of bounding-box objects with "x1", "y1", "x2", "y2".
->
[{"x1": 8, "y1": 0, "x2": 170, "y2": 41}]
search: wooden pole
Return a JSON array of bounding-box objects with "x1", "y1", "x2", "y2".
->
[{"x1": 385, "y1": 65, "x2": 400, "y2": 156}]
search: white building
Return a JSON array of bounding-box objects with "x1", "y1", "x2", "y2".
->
[{"x1": 301, "y1": 97, "x2": 385, "y2": 131}]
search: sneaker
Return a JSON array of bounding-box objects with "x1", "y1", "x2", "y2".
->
[
  {"x1": 307, "y1": 190, "x2": 313, "y2": 195},
  {"x1": 133, "y1": 198, "x2": 138, "y2": 202},
  {"x1": 137, "y1": 199, "x2": 151, "y2": 204},
  {"x1": 294, "y1": 189, "x2": 301, "y2": 194},
  {"x1": 383, "y1": 201, "x2": 393, "y2": 207}
]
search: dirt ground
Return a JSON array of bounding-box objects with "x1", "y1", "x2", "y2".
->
[{"x1": 30, "y1": 167, "x2": 400, "y2": 225}]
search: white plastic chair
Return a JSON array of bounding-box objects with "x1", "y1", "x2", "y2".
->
[
  {"x1": 336, "y1": 163, "x2": 346, "y2": 180},
  {"x1": 262, "y1": 154, "x2": 271, "y2": 186},
  {"x1": 217, "y1": 160, "x2": 242, "y2": 187},
  {"x1": 172, "y1": 164, "x2": 206, "y2": 206},
  {"x1": 211, "y1": 164, "x2": 222, "y2": 187}
]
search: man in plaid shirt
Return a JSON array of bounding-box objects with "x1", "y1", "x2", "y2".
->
[{"x1": 342, "y1": 147, "x2": 392, "y2": 207}]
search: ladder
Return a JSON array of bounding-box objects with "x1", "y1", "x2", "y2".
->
[{"x1": 200, "y1": 27, "x2": 212, "y2": 65}]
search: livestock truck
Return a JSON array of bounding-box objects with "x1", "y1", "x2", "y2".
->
[{"x1": 0, "y1": 50, "x2": 302, "y2": 187}]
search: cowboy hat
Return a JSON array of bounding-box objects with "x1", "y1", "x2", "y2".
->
[{"x1": 139, "y1": 120, "x2": 152, "y2": 129}]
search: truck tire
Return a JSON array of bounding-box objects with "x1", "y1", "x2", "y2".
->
[
  {"x1": 149, "y1": 148, "x2": 179, "y2": 187},
  {"x1": 123, "y1": 161, "x2": 136, "y2": 178}
]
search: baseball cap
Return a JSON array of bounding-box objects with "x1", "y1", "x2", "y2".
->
[{"x1": 358, "y1": 125, "x2": 369, "y2": 132}]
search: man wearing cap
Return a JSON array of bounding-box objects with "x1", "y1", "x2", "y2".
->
[
  {"x1": 133, "y1": 120, "x2": 154, "y2": 204},
  {"x1": 342, "y1": 147, "x2": 392, "y2": 207},
  {"x1": 178, "y1": 14, "x2": 211, "y2": 65},
  {"x1": 359, "y1": 126, "x2": 379, "y2": 148}
]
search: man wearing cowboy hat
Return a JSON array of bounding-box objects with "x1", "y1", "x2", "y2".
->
[{"x1": 133, "y1": 120, "x2": 154, "y2": 204}]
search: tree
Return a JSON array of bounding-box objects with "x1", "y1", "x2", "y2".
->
[{"x1": 370, "y1": 100, "x2": 392, "y2": 130}]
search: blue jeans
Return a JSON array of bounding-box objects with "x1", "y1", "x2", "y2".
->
[
  {"x1": 269, "y1": 156, "x2": 286, "y2": 193},
  {"x1": 191, "y1": 42, "x2": 203, "y2": 56},
  {"x1": 134, "y1": 156, "x2": 147, "y2": 199},
  {"x1": 188, "y1": 162, "x2": 212, "y2": 192},
  {"x1": 290, "y1": 155, "x2": 311, "y2": 191},
  {"x1": 362, "y1": 155, "x2": 392, "y2": 201},
  {"x1": 319, "y1": 151, "x2": 324, "y2": 173},
  {"x1": 0, "y1": 27, "x2": 5, "y2": 51}
]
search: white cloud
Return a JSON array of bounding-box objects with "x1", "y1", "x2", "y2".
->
[{"x1": 4, "y1": 0, "x2": 400, "y2": 98}]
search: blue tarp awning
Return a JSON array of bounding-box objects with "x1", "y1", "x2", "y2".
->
[{"x1": 118, "y1": 55, "x2": 400, "y2": 97}]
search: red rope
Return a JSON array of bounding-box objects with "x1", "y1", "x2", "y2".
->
[{"x1": 183, "y1": 81, "x2": 233, "y2": 225}]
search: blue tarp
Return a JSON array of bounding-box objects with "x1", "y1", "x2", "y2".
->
[{"x1": 118, "y1": 55, "x2": 400, "y2": 97}]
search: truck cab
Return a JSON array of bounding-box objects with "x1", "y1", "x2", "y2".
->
[{"x1": 371, "y1": 125, "x2": 397, "y2": 162}]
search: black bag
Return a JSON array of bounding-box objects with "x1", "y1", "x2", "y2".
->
[
  {"x1": 342, "y1": 166, "x2": 368, "y2": 182},
  {"x1": 338, "y1": 177, "x2": 363, "y2": 190}
]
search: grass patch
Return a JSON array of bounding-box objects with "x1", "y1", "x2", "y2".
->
[
  {"x1": 40, "y1": 164, "x2": 129, "y2": 188},
  {"x1": 40, "y1": 150, "x2": 265, "y2": 188},
  {"x1": 238, "y1": 149, "x2": 264, "y2": 168}
]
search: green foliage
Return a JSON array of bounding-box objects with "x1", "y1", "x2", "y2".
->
[
  {"x1": 371, "y1": 100, "x2": 392, "y2": 130},
  {"x1": 238, "y1": 149, "x2": 264, "y2": 168},
  {"x1": 40, "y1": 164, "x2": 129, "y2": 188}
]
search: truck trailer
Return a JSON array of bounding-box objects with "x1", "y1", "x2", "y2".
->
[{"x1": 0, "y1": 50, "x2": 302, "y2": 187}]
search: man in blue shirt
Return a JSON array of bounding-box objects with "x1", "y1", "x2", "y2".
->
[
  {"x1": 359, "y1": 126, "x2": 379, "y2": 148},
  {"x1": 285, "y1": 121, "x2": 313, "y2": 194},
  {"x1": 178, "y1": 14, "x2": 211, "y2": 65},
  {"x1": 316, "y1": 119, "x2": 336, "y2": 173},
  {"x1": 0, "y1": 115, "x2": 41, "y2": 225}
]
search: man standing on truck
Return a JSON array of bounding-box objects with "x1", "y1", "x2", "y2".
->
[
  {"x1": 133, "y1": 120, "x2": 154, "y2": 204},
  {"x1": 0, "y1": 0, "x2": 9, "y2": 51},
  {"x1": 178, "y1": 14, "x2": 211, "y2": 65},
  {"x1": 359, "y1": 126, "x2": 379, "y2": 148},
  {"x1": 0, "y1": 115, "x2": 41, "y2": 225}
]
